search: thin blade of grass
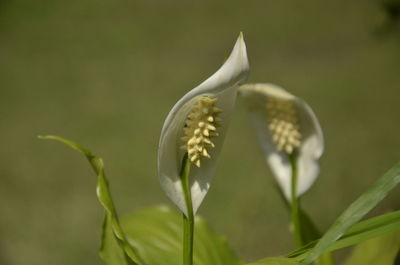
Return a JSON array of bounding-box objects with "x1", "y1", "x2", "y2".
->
[
  {"x1": 288, "y1": 210, "x2": 400, "y2": 259},
  {"x1": 300, "y1": 162, "x2": 400, "y2": 265},
  {"x1": 39, "y1": 135, "x2": 144, "y2": 265}
]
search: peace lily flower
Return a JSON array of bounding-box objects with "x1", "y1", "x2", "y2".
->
[
  {"x1": 239, "y1": 83, "x2": 324, "y2": 200},
  {"x1": 158, "y1": 34, "x2": 249, "y2": 216}
]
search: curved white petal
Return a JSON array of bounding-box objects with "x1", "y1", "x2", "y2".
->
[
  {"x1": 158, "y1": 34, "x2": 249, "y2": 216},
  {"x1": 239, "y1": 83, "x2": 323, "y2": 200}
]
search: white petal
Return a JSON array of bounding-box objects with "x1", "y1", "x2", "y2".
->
[
  {"x1": 158, "y1": 34, "x2": 249, "y2": 216},
  {"x1": 239, "y1": 83, "x2": 324, "y2": 200}
]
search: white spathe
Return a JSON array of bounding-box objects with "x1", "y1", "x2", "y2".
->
[
  {"x1": 158, "y1": 34, "x2": 249, "y2": 216},
  {"x1": 239, "y1": 83, "x2": 324, "y2": 200}
]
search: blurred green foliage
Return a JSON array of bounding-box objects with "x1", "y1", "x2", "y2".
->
[{"x1": 0, "y1": 1, "x2": 399, "y2": 265}]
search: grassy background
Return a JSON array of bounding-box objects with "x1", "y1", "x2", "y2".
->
[{"x1": 1, "y1": 0, "x2": 399, "y2": 264}]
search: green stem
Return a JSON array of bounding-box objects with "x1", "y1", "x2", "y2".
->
[
  {"x1": 290, "y1": 152, "x2": 303, "y2": 247},
  {"x1": 289, "y1": 153, "x2": 336, "y2": 265},
  {"x1": 180, "y1": 153, "x2": 194, "y2": 265}
]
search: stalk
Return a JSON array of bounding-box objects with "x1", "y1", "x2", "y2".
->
[
  {"x1": 290, "y1": 152, "x2": 303, "y2": 247},
  {"x1": 180, "y1": 153, "x2": 194, "y2": 265}
]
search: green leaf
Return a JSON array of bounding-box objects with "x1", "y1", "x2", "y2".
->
[
  {"x1": 301, "y1": 162, "x2": 400, "y2": 265},
  {"x1": 288, "y1": 210, "x2": 400, "y2": 259},
  {"x1": 343, "y1": 230, "x2": 400, "y2": 265},
  {"x1": 331, "y1": 209, "x2": 400, "y2": 251},
  {"x1": 119, "y1": 205, "x2": 241, "y2": 265},
  {"x1": 298, "y1": 207, "x2": 321, "y2": 244},
  {"x1": 244, "y1": 257, "x2": 299, "y2": 265},
  {"x1": 274, "y1": 181, "x2": 321, "y2": 245},
  {"x1": 41, "y1": 135, "x2": 241, "y2": 265},
  {"x1": 101, "y1": 215, "x2": 128, "y2": 264},
  {"x1": 39, "y1": 135, "x2": 144, "y2": 265}
]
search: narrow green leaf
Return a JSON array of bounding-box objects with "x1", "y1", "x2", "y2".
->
[
  {"x1": 288, "y1": 210, "x2": 400, "y2": 259},
  {"x1": 301, "y1": 162, "x2": 400, "y2": 265},
  {"x1": 298, "y1": 207, "x2": 321, "y2": 244},
  {"x1": 39, "y1": 135, "x2": 144, "y2": 265},
  {"x1": 297, "y1": 207, "x2": 336, "y2": 265},
  {"x1": 245, "y1": 257, "x2": 299, "y2": 265},
  {"x1": 120, "y1": 205, "x2": 241, "y2": 265},
  {"x1": 343, "y1": 230, "x2": 400, "y2": 265},
  {"x1": 276, "y1": 182, "x2": 334, "y2": 265},
  {"x1": 331, "y1": 210, "x2": 400, "y2": 251}
]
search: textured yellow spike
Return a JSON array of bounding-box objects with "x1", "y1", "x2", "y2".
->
[
  {"x1": 202, "y1": 108, "x2": 209, "y2": 115},
  {"x1": 266, "y1": 97, "x2": 301, "y2": 155},
  {"x1": 188, "y1": 138, "x2": 196, "y2": 145},
  {"x1": 208, "y1": 97, "x2": 217, "y2": 103},
  {"x1": 203, "y1": 138, "x2": 215, "y2": 147},
  {"x1": 285, "y1": 145, "x2": 293, "y2": 154},
  {"x1": 206, "y1": 124, "x2": 216, "y2": 131},
  {"x1": 188, "y1": 148, "x2": 197, "y2": 155},
  {"x1": 181, "y1": 136, "x2": 189, "y2": 142},
  {"x1": 190, "y1": 154, "x2": 198, "y2": 162},
  {"x1": 212, "y1": 107, "x2": 222, "y2": 114},
  {"x1": 202, "y1": 148, "x2": 210, "y2": 158},
  {"x1": 209, "y1": 132, "x2": 219, "y2": 137},
  {"x1": 191, "y1": 105, "x2": 200, "y2": 111},
  {"x1": 188, "y1": 113, "x2": 198, "y2": 119},
  {"x1": 181, "y1": 96, "x2": 222, "y2": 167}
]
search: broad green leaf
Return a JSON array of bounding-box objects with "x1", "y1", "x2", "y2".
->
[
  {"x1": 120, "y1": 205, "x2": 241, "y2": 265},
  {"x1": 39, "y1": 135, "x2": 143, "y2": 265},
  {"x1": 343, "y1": 230, "x2": 400, "y2": 265},
  {"x1": 288, "y1": 210, "x2": 400, "y2": 262},
  {"x1": 245, "y1": 257, "x2": 299, "y2": 265},
  {"x1": 301, "y1": 162, "x2": 400, "y2": 265}
]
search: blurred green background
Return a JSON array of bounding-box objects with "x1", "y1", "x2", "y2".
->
[{"x1": 1, "y1": 0, "x2": 399, "y2": 264}]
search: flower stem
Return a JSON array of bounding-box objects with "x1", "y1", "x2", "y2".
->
[
  {"x1": 289, "y1": 152, "x2": 303, "y2": 247},
  {"x1": 180, "y1": 153, "x2": 194, "y2": 265},
  {"x1": 289, "y1": 153, "x2": 336, "y2": 265}
]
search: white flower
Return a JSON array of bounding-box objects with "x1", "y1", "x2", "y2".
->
[
  {"x1": 158, "y1": 34, "x2": 249, "y2": 216},
  {"x1": 239, "y1": 83, "x2": 324, "y2": 200}
]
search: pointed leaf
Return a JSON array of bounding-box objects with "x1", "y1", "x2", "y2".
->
[
  {"x1": 301, "y1": 162, "x2": 400, "y2": 265},
  {"x1": 343, "y1": 231, "x2": 400, "y2": 265},
  {"x1": 39, "y1": 135, "x2": 143, "y2": 265},
  {"x1": 120, "y1": 205, "x2": 241, "y2": 265},
  {"x1": 288, "y1": 210, "x2": 400, "y2": 260}
]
